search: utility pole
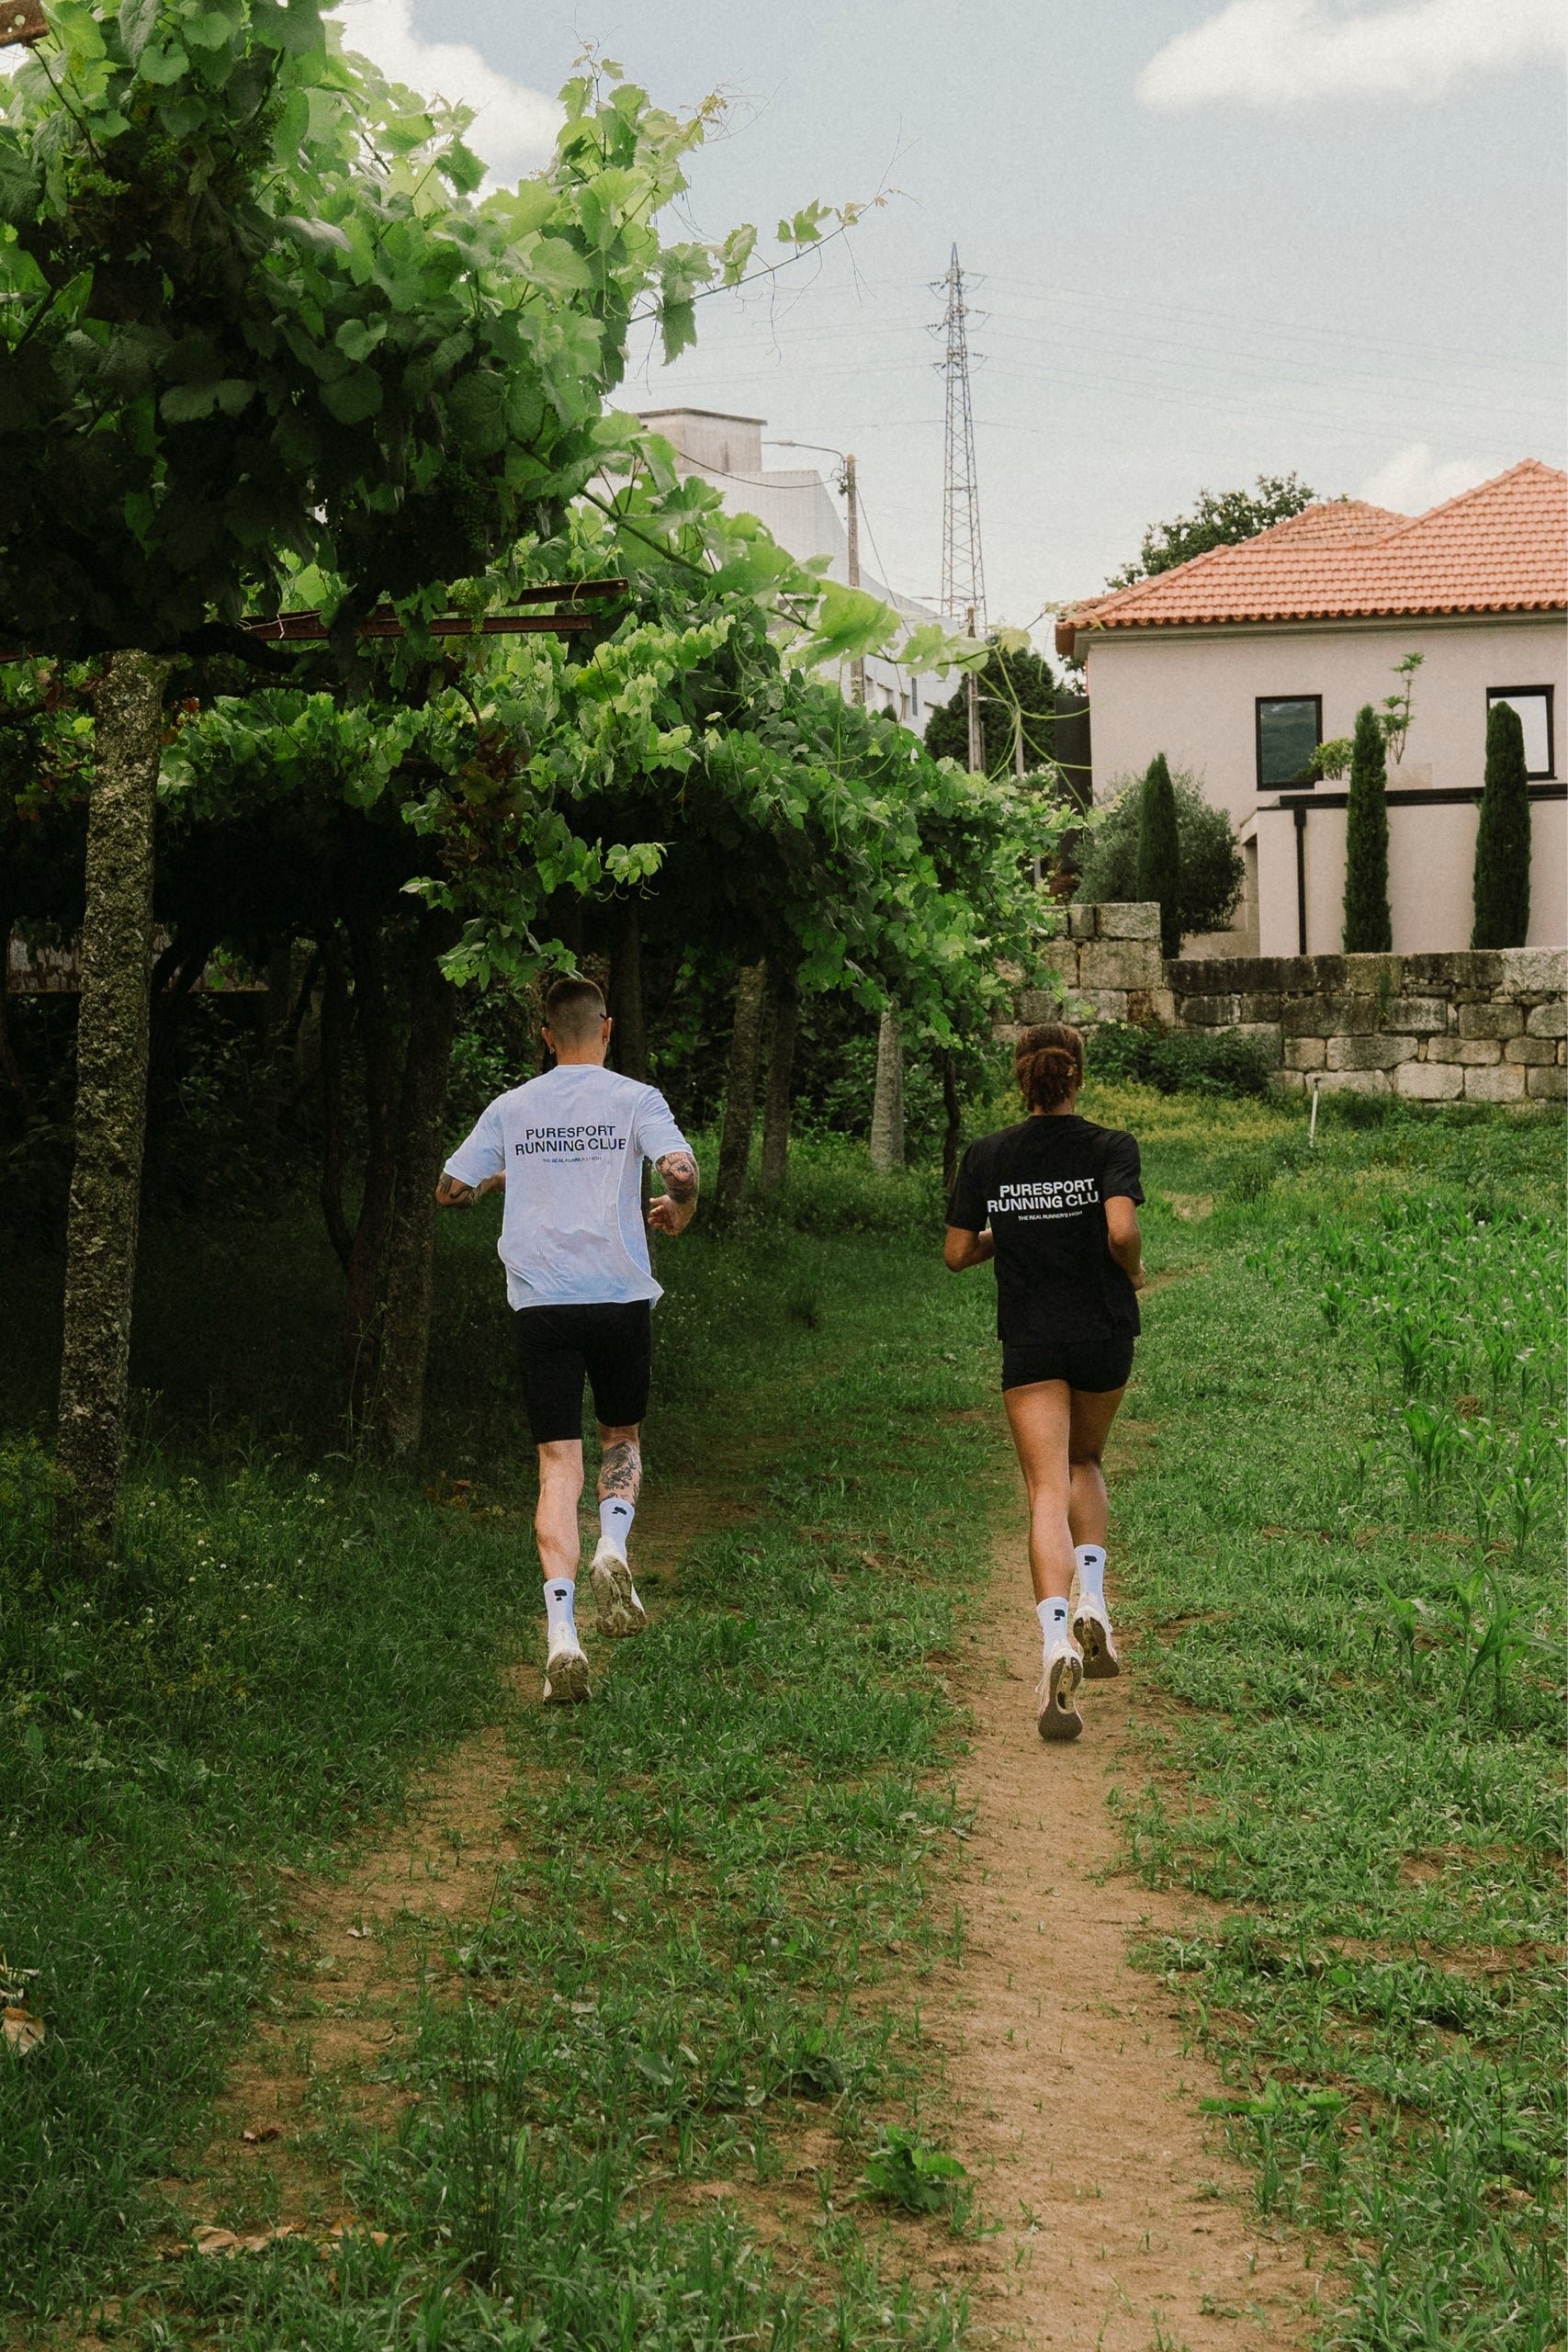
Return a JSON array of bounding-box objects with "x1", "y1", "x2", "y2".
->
[
  {"x1": 933, "y1": 245, "x2": 987, "y2": 633},
  {"x1": 841, "y1": 451, "x2": 864, "y2": 707}
]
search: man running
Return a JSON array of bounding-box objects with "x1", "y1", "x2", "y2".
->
[{"x1": 435, "y1": 975, "x2": 698, "y2": 1704}]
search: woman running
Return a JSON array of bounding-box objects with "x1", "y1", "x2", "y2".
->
[{"x1": 943, "y1": 1022, "x2": 1145, "y2": 1741}]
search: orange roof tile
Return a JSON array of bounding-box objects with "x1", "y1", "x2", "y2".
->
[{"x1": 1064, "y1": 462, "x2": 1567, "y2": 642}]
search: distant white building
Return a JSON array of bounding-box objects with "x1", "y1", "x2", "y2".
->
[{"x1": 635, "y1": 407, "x2": 947, "y2": 736}]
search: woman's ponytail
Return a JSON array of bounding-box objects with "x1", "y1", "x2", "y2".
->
[{"x1": 1014, "y1": 1022, "x2": 1085, "y2": 1114}]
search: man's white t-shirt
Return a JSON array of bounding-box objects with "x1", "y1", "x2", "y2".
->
[{"x1": 443, "y1": 1064, "x2": 690, "y2": 1310}]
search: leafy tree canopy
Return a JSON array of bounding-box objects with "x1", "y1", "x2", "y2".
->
[
  {"x1": 1107, "y1": 474, "x2": 1324, "y2": 591},
  {"x1": 0, "y1": 4, "x2": 869, "y2": 662}
]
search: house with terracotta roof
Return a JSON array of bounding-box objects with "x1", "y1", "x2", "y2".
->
[{"x1": 1056, "y1": 461, "x2": 1566, "y2": 956}]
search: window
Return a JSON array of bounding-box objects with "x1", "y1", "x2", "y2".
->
[
  {"x1": 1256, "y1": 695, "x2": 1322, "y2": 790},
  {"x1": 1487, "y1": 686, "x2": 1554, "y2": 779}
]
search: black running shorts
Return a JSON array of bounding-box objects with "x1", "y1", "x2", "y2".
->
[
  {"x1": 513, "y1": 1300, "x2": 652, "y2": 1443},
  {"x1": 1000, "y1": 1335, "x2": 1134, "y2": 1396}
]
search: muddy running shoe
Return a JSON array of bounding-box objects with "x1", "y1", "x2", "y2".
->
[
  {"x1": 543, "y1": 1638, "x2": 591, "y2": 1705},
  {"x1": 1069, "y1": 1572, "x2": 1121, "y2": 1680},
  {"x1": 589, "y1": 1541, "x2": 649, "y2": 1639},
  {"x1": 1036, "y1": 1634, "x2": 1084, "y2": 1742}
]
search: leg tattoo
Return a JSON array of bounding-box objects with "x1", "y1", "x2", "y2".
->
[{"x1": 598, "y1": 1437, "x2": 642, "y2": 1508}]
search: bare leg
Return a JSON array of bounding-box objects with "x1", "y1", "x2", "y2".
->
[
  {"x1": 1067, "y1": 1386, "x2": 1125, "y2": 1551},
  {"x1": 596, "y1": 1422, "x2": 642, "y2": 1512},
  {"x1": 536, "y1": 1439, "x2": 584, "y2": 1583},
  {"x1": 590, "y1": 1420, "x2": 649, "y2": 1638},
  {"x1": 1003, "y1": 1381, "x2": 1075, "y2": 1604}
]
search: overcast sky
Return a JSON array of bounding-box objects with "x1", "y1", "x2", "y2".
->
[{"x1": 32, "y1": 1, "x2": 1568, "y2": 640}]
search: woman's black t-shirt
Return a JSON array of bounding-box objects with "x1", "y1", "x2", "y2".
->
[{"x1": 947, "y1": 1114, "x2": 1144, "y2": 1348}]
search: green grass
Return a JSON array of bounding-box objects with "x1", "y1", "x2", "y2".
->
[
  {"x1": 1089, "y1": 1085, "x2": 1564, "y2": 2351},
  {"x1": 0, "y1": 1153, "x2": 1005, "y2": 2343},
  {"x1": 2, "y1": 1085, "x2": 1562, "y2": 2347}
]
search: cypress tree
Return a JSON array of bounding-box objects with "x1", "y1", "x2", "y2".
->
[
  {"x1": 1342, "y1": 704, "x2": 1392, "y2": 954},
  {"x1": 1472, "y1": 701, "x2": 1531, "y2": 948},
  {"x1": 1134, "y1": 752, "x2": 1183, "y2": 959}
]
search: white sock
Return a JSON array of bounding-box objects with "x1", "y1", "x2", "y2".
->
[
  {"x1": 598, "y1": 1496, "x2": 635, "y2": 1558},
  {"x1": 1037, "y1": 1596, "x2": 1070, "y2": 1645},
  {"x1": 544, "y1": 1579, "x2": 578, "y2": 1649},
  {"x1": 1075, "y1": 1545, "x2": 1107, "y2": 1606}
]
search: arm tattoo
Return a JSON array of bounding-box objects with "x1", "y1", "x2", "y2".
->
[
  {"x1": 655, "y1": 1149, "x2": 698, "y2": 1204},
  {"x1": 435, "y1": 1174, "x2": 476, "y2": 1206},
  {"x1": 598, "y1": 1438, "x2": 642, "y2": 1506}
]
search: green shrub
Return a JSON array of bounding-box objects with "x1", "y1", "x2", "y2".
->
[
  {"x1": 1134, "y1": 752, "x2": 1183, "y2": 959},
  {"x1": 1076, "y1": 764, "x2": 1243, "y2": 943},
  {"x1": 1472, "y1": 700, "x2": 1531, "y2": 949},
  {"x1": 1086, "y1": 1023, "x2": 1277, "y2": 1100},
  {"x1": 1342, "y1": 704, "x2": 1392, "y2": 954}
]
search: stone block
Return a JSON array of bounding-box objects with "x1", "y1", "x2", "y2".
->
[
  {"x1": 1384, "y1": 997, "x2": 1449, "y2": 1035},
  {"x1": 1527, "y1": 1063, "x2": 1568, "y2": 1100},
  {"x1": 1020, "y1": 989, "x2": 1063, "y2": 1023},
  {"x1": 1074, "y1": 989, "x2": 1128, "y2": 1023},
  {"x1": 1496, "y1": 947, "x2": 1568, "y2": 999},
  {"x1": 1424, "y1": 1037, "x2": 1501, "y2": 1066},
  {"x1": 1526, "y1": 998, "x2": 1568, "y2": 1038},
  {"x1": 1315, "y1": 1069, "x2": 1390, "y2": 1096},
  {"x1": 1273, "y1": 1069, "x2": 1309, "y2": 1093},
  {"x1": 1458, "y1": 1001, "x2": 1524, "y2": 1040},
  {"x1": 1505, "y1": 1035, "x2": 1557, "y2": 1066},
  {"x1": 1095, "y1": 900, "x2": 1162, "y2": 942},
  {"x1": 1463, "y1": 1063, "x2": 1527, "y2": 1103},
  {"x1": 1067, "y1": 902, "x2": 1096, "y2": 942},
  {"x1": 1284, "y1": 1035, "x2": 1325, "y2": 1070},
  {"x1": 1237, "y1": 992, "x2": 1282, "y2": 1023},
  {"x1": 1283, "y1": 991, "x2": 1377, "y2": 1038},
  {"x1": 1178, "y1": 992, "x2": 1242, "y2": 1027},
  {"x1": 1343, "y1": 953, "x2": 1404, "y2": 995},
  {"x1": 1325, "y1": 1032, "x2": 1418, "y2": 1071},
  {"x1": 1078, "y1": 938, "x2": 1165, "y2": 991},
  {"x1": 1126, "y1": 988, "x2": 1177, "y2": 1028},
  {"x1": 1395, "y1": 1059, "x2": 1463, "y2": 1101},
  {"x1": 1428, "y1": 950, "x2": 1504, "y2": 991}
]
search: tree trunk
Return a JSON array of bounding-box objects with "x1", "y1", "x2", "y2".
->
[
  {"x1": 940, "y1": 1047, "x2": 963, "y2": 1196},
  {"x1": 869, "y1": 1006, "x2": 905, "y2": 1174},
  {"x1": 55, "y1": 650, "x2": 169, "y2": 1549},
  {"x1": 341, "y1": 900, "x2": 400, "y2": 1414},
  {"x1": 610, "y1": 899, "x2": 648, "y2": 1081},
  {"x1": 0, "y1": 916, "x2": 31, "y2": 1121},
  {"x1": 716, "y1": 960, "x2": 767, "y2": 1229},
  {"x1": 376, "y1": 922, "x2": 460, "y2": 1455},
  {"x1": 318, "y1": 934, "x2": 354, "y2": 1274},
  {"x1": 759, "y1": 978, "x2": 798, "y2": 1194}
]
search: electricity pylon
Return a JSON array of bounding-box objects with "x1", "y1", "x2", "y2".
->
[{"x1": 932, "y1": 244, "x2": 987, "y2": 634}]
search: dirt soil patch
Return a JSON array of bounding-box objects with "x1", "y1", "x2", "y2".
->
[{"x1": 931, "y1": 1557, "x2": 1325, "y2": 2350}]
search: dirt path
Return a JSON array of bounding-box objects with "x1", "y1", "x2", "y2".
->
[{"x1": 934, "y1": 1557, "x2": 1325, "y2": 2351}]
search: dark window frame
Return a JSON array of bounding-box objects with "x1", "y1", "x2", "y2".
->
[
  {"x1": 1486, "y1": 684, "x2": 1555, "y2": 781},
  {"x1": 1256, "y1": 694, "x2": 1323, "y2": 793}
]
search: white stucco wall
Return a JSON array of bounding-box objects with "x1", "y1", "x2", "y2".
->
[{"x1": 1082, "y1": 613, "x2": 1565, "y2": 953}]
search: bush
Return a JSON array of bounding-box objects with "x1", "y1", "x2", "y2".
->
[
  {"x1": 1342, "y1": 703, "x2": 1392, "y2": 954},
  {"x1": 1075, "y1": 766, "x2": 1243, "y2": 944},
  {"x1": 1134, "y1": 752, "x2": 1182, "y2": 960},
  {"x1": 1472, "y1": 700, "x2": 1530, "y2": 949},
  {"x1": 1085, "y1": 1022, "x2": 1277, "y2": 1100}
]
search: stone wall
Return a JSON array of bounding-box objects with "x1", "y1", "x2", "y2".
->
[
  {"x1": 1015, "y1": 907, "x2": 1567, "y2": 1106},
  {"x1": 1166, "y1": 949, "x2": 1566, "y2": 1103}
]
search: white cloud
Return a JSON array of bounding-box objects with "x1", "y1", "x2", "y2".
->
[
  {"x1": 1139, "y1": 0, "x2": 1566, "y2": 110},
  {"x1": 1360, "y1": 443, "x2": 1493, "y2": 513},
  {"x1": 326, "y1": 0, "x2": 561, "y2": 182}
]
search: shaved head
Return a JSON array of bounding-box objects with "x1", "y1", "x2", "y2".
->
[{"x1": 544, "y1": 976, "x2": 607, "y2": 1046}]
